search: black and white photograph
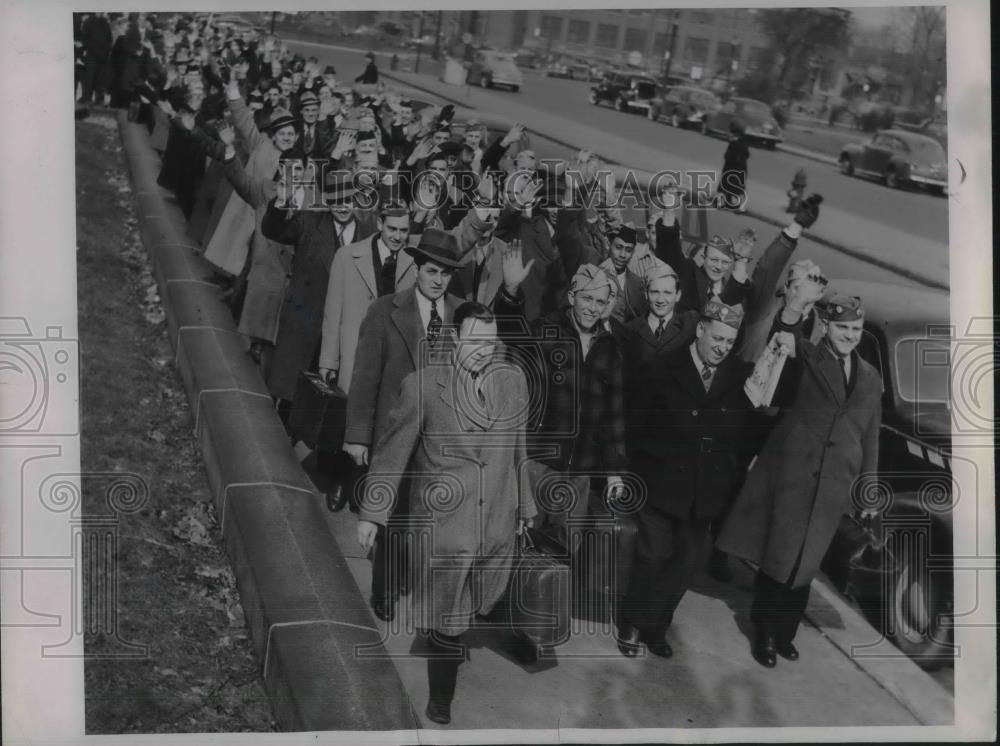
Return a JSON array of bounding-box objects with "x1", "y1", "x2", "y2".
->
[{"x1": 1, "y1": 1, "x2": 994, "y2": 743}]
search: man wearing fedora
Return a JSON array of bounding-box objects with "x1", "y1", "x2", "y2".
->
[
  {"x1": 717, "y1": 282, "x2": 882, "y2": 669},
  {"x1": 341, "y1": 229, "x2": 532, "y2": 621},
  {"x1": 618, "y1": 299, "x2": 759, "y2": 660}
]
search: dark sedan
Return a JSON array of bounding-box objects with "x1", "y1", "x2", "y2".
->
[
  {"x1": 648, "y1": 85, "x2": 721, "y2": 128},
  {"x1": 702, "y1": 97, "x2": 783, "y2": 148},
  {"x1": 838, "y1": 129, "x2": 948, "y2": 194}
]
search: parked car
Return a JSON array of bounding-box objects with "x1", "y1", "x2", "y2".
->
[
  {"x1": 838, "y1": 129, "x2": 947, "y2": 194},
  {"x1": 544, "y1": 61, "x2": 573, "y2": 79},
  {"x1": 589, "y1": 71, "x2": 663, "y2": 114},
  {"x1": 817, "y1": 278, "x2": 953, "y2": 670},
  {"x1": 648, "y1": 85, "x2": 721, "y2": 128},
  {"x1": 466, "y1": 50, "x2": 523, "y2": 92},
  {"x1": 512, "y1": 50, "x2": 542, "y2": 70},
  {"x1": 701, "y1": 97, "x2": 783, "y2": 148},
  {"x1": 569, "y1": 63, "x2": 593, "y2": 81}
]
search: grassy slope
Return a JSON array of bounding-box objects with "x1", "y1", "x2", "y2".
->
[{"x1": 77, "y1": 114, "x2": 276, "y2": 734}]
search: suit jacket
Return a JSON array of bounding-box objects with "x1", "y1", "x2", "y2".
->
[
  {"x1": 655, "y1": 218, "x2": 748, "y2": 314},
  {"x1": 718, "y1": 323, "x2": 882, "y2": 588},
  {"x1": 628, "y1": 346, "x2": 758, "y2": 521},
  {"x1": 361, "y1": 360, "x2": 535, "y2": 635}
]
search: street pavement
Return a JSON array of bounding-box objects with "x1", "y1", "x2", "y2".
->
[{"x1": 288, "y1": 40, "x2": 950, "y2": 290}]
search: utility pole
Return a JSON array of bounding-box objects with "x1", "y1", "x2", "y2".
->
[
  {"x1": 431, "y1": 10, "x2": 443, "y2": 60},
  {"x1": 415, "y1": 11, "x2": 426, "y2": 73},
  {"x1": 269, "y1": 11, "x2": 276, "y2": 35},
  {"x1": 663, "y1": 13, "x2": 679, "y2": 81}
]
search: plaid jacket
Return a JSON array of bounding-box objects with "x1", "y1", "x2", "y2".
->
[{"x1": 498, "y1": 304, "x2": 628, "y2": 474}]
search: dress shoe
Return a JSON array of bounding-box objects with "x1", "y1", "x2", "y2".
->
[
  {"x1": 616, "y1": 624, "x2": 642, "y2": 658},
  {"x1": 644, "y1": 634, "x2": 674, "y2": 659},
  {"x1": 325, "y1": 485, "x2": 348, "y2": 513},
  {"x1": 776, "y1": 641, "x2": 799, "y2": 661},
  {"x1": 752, "y1": 634, "x2": 777, "y2": 668},
  {"x1": 707, "y1": 549, "x2": 734, "y2": 583},
  {"x1": 425, "y1": 698, "x2": 451, "y2": 725},
  {"x1": 371, "y1": 596, "x2": 396, "y2": 623}
]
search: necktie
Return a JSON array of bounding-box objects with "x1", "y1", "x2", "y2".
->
[
  {"x1": 427, "y1": 299, "x2": 442, "y2": 346},
  {"x1": 471, "y1": 371, "x2": 485, "y2": 406},
  {"x1": 472, "y1": 259, "x2": 486, "y2": 302},
  {"x1": 701, "y1": 362, "x2": 714, "y2": 391},
  {"x1": 304, "y1": 125, "x2": 314, "y2": 152},
  {"x1": 840, "y1": 356, "x2": 850, "y2": 388},
  {"x1": 335, "y1": 223, "x2": 344, "y2": 245},
  {"x1": 380, "y1": 250, "x2": 398, "y2": 295},
  {"x1": 655, "y1": 318, "x2": 666, "y2": 341}
]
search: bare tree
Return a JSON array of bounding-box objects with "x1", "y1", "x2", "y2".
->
[
  {"x1": 757, "y1": 7, "x2": 853, "y2": 99},
  {"x1": 890, "y1": 6, "x2": 946, "y2": 109}
]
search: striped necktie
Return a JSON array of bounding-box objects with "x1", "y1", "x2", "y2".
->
[{"x1": 427, "y1": 299, "x2": 442, "y2": 346}]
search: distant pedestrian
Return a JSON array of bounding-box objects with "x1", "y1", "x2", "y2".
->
[
  {"x1": 718, "y1": 121, "x2": 749, "y2": 212},
  {"x1": 355, "y1": 51, "x2": 379, "y2": 84}
]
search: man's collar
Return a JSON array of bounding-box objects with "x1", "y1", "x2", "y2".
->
[{"x1": 690, "y1": 342, "x2": 711, "y2": 370}]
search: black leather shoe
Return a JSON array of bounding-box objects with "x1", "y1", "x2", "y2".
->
[
  {"x1": 616, "y1": 624, "x2": 642, "y2": 658},
  {"x1": 425, "y1": 698, "x2": 451, "y2": 725},
  {"x1": 645, "y1": 635, "x2": 674, "y2": 659},
  {"x1": 371, "y1": 596, "x2": 395, "y2": 623},
  {"x1": 776, "y1": 641, "x2": 799, "y2": 661},
  {"x1": 752, "y1": 634, "x2": 777, "y2": 668},
  {"x1": 325, "y1": 485, "x2": 348, "y2": 513}
]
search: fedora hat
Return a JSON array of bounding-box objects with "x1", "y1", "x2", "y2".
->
[
  {"x1": 266, "y1": 111, "x2": 298, "y2": 134},
  {"x1": 405, "y1": 228, "x2": 462, "y2": 268},
  {"x1": 322, "y1": 170, "x2": 357, "y2": 203}
]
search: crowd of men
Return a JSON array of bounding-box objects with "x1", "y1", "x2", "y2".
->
[{"x1": 91, "y1": 12, "x2": 884, "y2": 726}]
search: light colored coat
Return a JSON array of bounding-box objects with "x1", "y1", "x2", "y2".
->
[
  {"x1": 360, "y1": 359, "x2": 536, "y2": 636},
  {"x1": 203, "y1": 97, "x2": 280, "y2": 276}
]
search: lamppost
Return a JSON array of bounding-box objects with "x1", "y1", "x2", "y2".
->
[
  {"x1": 414, "y1": 11, "x2": 426, "y2": 73},
  {"x1": 663, "y1": 11, "x2": 680, "y2": 81}
]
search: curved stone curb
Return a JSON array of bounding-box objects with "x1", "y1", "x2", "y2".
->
[{"x1": 116, "y1": 112, "x2": 418, "y2": 732}]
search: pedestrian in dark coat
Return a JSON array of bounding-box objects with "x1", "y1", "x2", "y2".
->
[
  {"x1": 80, "y1": 12, "x2": 113, "y2": 103},
  {"x1": 355, "y1": 51, "x2": 379, "y2": 84},
  {"x1": 718, "y1": 120, "x2": 750, "y2": 211},
  {"x1": 717, "y1": 283, "x2": 882, "y2": 668},
  {"x1": 618, "y1": 300, "x2": 759, "y2": 659}
]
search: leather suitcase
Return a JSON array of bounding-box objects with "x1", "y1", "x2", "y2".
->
[
  {"x1": 288, "y1": 372, "x2": 348, "y2": 452},
  {"x1": 503, "y1": 528, "x2": 571, "y2": 652},
  {"x1": 570, "y1": 513, "x2": 639, "y2": 621}
]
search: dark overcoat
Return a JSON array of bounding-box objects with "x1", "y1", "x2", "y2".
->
[
  {"x1": 717, "y1": 331, "x2": 882, "y2": 587},
  {"x1": 260, "y1": 200, "x2": 378, "y2": 401},
  {"x1": 628, "y1": 346, "x2": 758, "y2": 520}
]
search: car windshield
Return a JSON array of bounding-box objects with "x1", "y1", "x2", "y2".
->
[
  {"x1": 893, "y1": 337, "x2": 950, "y2": 405},
  {"x1": 489, "y1": 53, "x2": 515, "y2": 65},
  {"x1": 907, "y1": 137, "x2": 947, "y2": 163}
]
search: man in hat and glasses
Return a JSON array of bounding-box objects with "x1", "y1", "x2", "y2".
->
[
  {"x1": 717, "y1": 282, "x2": 882, "y2": 668},
  {"x1": 343, "y1": 230, "x2": 532, "y2": 621},
  {"x1": 617, "y1": 299, "x2": 759, "y2": 659}
]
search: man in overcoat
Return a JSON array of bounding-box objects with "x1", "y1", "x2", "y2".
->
[
  {"x1": 357, "y1": 302, "x2": 536, "y2": 726},
  {"x1": 717, "y1": 281, "x2": 882, "y2": 667},
  {"x1": 617, "y1": 300, "x2": 759, "y2": 658}
]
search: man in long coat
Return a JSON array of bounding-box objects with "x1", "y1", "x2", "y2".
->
[
  {"x1": 357, "y1": 302, "x2": 535, "y2": 726},
  {"x1": 618, "y1": 300, "x2": 758, "y2": 658},
  {"x1": 717, "y1": 282, "x2": 882, "y2": 667}
]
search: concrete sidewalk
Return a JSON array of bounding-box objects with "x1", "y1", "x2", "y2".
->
[
  {"x1": 350, "y1": 63, "x2": 948, "y2": 291},
  {"x1": 309, "y1": 477, "x2": 951, "y2": 729}
]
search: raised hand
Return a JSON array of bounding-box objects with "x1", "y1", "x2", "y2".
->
[
  {"x1": 501, "y1": 122, "x2": 525, "y2": 147},
  {"x1": 215, "y1": 123, "x2": 235, "y2": 145},
  {"x1": 512, "y1": 175, "x2": 543, "y2": 210},
  {"x1": 331, "y1": 130, "x2": 356, "y2": 159},
  {"x1": 794, "y1": 193, "x2": 823, "y2": 228},
  {"x1": 178, "y1": 112, "x2": 196, "y2": 131},
  {"x1": 501, "y1": 238, "x2": 536, "y2": 294},
  {"x1": 733, "y1": 228, "x2": 757, "y2": 262}
]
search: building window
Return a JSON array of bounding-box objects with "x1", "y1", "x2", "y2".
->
[
  {"x1": 716, "y1": 41, "x2": 740, "y2": 75},
  {"x1": 682, "y1": 36, "x2": 709, "y2": 64},
  {"x1": 747, "y1": 46, "x2": 768, "y2": 71},
  {"x1": 652, "y1": 31, "x2": 671, "y2": 57},
  {"x1": 595, "y1": 23, "x2": 619, "y2": 49},
  {"x1": 690, "y1": 11, "x2": 714, "y2": 26},
  {"x1": 540, "y1": 14, "x2": 563, "y2": 39},
  {"x1": 567, "y1": 19, "x2": 591, "y2": 45},
  {"x1": 624, "y1": 28, "x2": 647, "y2": 52}
]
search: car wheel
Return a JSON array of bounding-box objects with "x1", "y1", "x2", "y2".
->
[
  {"x1": 616, "y1": 98, "x2": 628, "y2": 112},
  {"x1": 589, "y1": 90, "x2": 598, "y2": 105},
  {"x1": 839, "y1": 156, "x2": 854, "y2": 176},
  {"x1": 885, "y1": 168, "x2": 900, "y2": 189},
  {"x1": 887, "y1": 547, "x2": 953, "y2": 670}
]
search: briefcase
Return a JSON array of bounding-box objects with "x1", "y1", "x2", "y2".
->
[
  {"x1": 502, "y1": 527, "x2": 571, "y2": 654},
  {"x1": 287, "y1": 372, "x2": 348, "y2": 452}
]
